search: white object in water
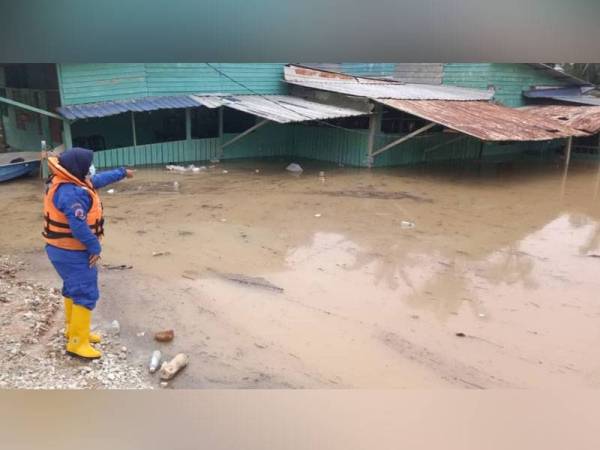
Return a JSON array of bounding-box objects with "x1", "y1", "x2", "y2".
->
[
  {"x1": 110, "y1": 320, "x2": 120, "y2": 335},
  {"x1": 222, "y1": 170, "x2": 229, "y2": 174},
  {"x1": 286, "y1": 163, "x2": 303, "y2": 173},
  {"x1": 149, "y1": 350, "x2": 162, "y2": 374},
  {"x1": 400, "y1": 221, "x2": 415, "y2": 229},
  {"x1": 314, "y1": 213, "x2": 322, "y2": 218},
  {"x1": 107, "y1": 189, "x2": 115, "y2": 194}
]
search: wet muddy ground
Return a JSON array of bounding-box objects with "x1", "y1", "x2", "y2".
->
[{"x1": 2, "y1": 157, "x2": 600, "y2": 388}]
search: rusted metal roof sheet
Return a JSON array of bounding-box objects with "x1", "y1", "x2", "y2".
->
[
  {"x1": 284, "y1": 65, "x2": 493, "y2": 101},
  {"x1": 192, "y1": 94, "x2": 369, "y2": 123},
  {"x1": 521, "y1": 105, "x2": 600, "y2": 135},
  {"x1": 378, "y1": 99, "x2": 586, "y2": 141}
]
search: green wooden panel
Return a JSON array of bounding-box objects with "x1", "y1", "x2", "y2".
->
[{"x1": 59, "y1": 64, "x2": 148, "y2": 105}]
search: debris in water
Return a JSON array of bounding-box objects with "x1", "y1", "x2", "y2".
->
[
  {"x1": 207, "y1": 268, "x2": 284, "y2": 292},
  {"x1": 136, "y1": 331, "x2": 145, "y2": 337},
  {"x1": 152, "y1": 251, "x2": 171, "y2": 257},
  {"x1": 154, "y1": 329, "x2": 175, "y2": 342},
  {"x1": 455, "y1": 332, "x2": 466, "y2": 338},
  {"x1": 586, "y1": 253, "x2": 600, "y2": 258},
  {"x1": 255, "y1": 169, "x2": 260, "y2": 174},
  {"x1": 210, "y1": 159, "x2": 220, "y2": 164},
  {"x1": 314, "y1": 213, "x2": 322, "y2": 218},
  {"x1": 316, "y1": 190, "x2": 432, "y2": 202},
  {"x1": 107, "y1": 189, "x2": 115, "y2": 194},
  {"x1": 478, "y1": 313, "x2": 486, "y2": 318},
  {"x1": 149, "y1": 350, "x2": 162, "y2": 373},
  {"x1": 220, "y1": 218, "x2": 227, "y2": 223},
  {"x1": 159, "y1": 353, "x2": 189, "y2": 380},
  {"x1": 110, "y1": 320, "x2": 120, "y2": 336},
  {"x1": 319, "y1": 171, "x2": 325, "y2": 178},
  {"x1": 102, "y1": 264, "x2": 133, "y2": 270},
  {"x1": 400, "y1": 221, "x2": 415, "y2": 229},
  {"x1": 286, "y1": 163, "x2": 303, "y2": 173},
  {"x1": 222, "y1": 170, "x2": 229, "y2": 174},
  {"x1": 160, "y1": 381, "x2": 169, "y2": 388}
]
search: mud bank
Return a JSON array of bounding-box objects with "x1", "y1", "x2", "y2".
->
[{"x1": 2, "y1": 158, "x2": 600, "y2": 388}]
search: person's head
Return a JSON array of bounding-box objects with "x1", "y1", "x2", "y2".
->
[{"x1": 58, "y1": 148, "x2": 95, "y2": 181}]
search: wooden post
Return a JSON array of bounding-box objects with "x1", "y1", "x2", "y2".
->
[
  {"x1": 185, "y1": 108, "x2": 191, "y2": 141},
  {"x1": 564, "y1": 136, "x2": 573, "y2": 171},
  {"x1": 218, "y1": 106, "x2": 224, "y2": 159},
  {"x1": 131, "y1": 111, "x2": 137, "y2": 146},
  {"x1": 63, "y1": 120, "x2": 72, "y2": 149},
  {"x1": 366, "y1": 104, "x2": 381, "y2": 168}
]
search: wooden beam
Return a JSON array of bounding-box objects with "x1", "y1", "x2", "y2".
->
[
  {"x1": 221, "y1": 119, "x2": 269, "y2": 149},
  {"x1": 185, "y1": 108, "x2": 191, "y2": 141},
  {"x1": 0, "y1": 95, "x2": 63, "y2": 120},
  {"x1": 366, "y1": 104, "x2": 381, "y2": 167},
  {"x1": 371, "y1": 122, "x2": 437, "y2": 157},
  {"x1": 131, "y1": 111, "x2": 137, "y2": 147},
  {"x1": 564, "y1": 136, "x2": 573, "y2": 171},
  {"x1": 218, "y1": 106, "x2": 224, "y2": 158},
  {"x1": 63, "y1": 121, "x2": 72, "y2": 148}
]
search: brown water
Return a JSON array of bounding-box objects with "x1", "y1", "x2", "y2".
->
[{"x1": 2, "y1": 158, "x2": 600, "y2": 388}]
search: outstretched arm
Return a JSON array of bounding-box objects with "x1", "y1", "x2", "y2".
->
[{"x1": 91, "y1": 167, "x2": 128, "y2": 189}]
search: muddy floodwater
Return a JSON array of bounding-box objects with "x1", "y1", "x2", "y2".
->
[{"x1": 2, "y1": 158, "x2": 600, "y2": 388}]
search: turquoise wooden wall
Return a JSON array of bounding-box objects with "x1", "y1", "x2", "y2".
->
[
  {"x1": 91, "y1": 121, "x2": 560, "y2": 170},
  {"x1": 442, "y1": 63, "x2": 567, "y2": 107},
  {"x1": 58, "y1": 63, "x2": 287, "y2": 105},
  {"x1": 91, "y1": 122, "x2": 289, "y2": 169}
]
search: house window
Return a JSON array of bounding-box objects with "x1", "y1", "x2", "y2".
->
[
  {"x1": 135, "y1": 109, "x2": 186, "y2": 145},
  {"x1": 223, "y1": 108, "x2": 256, "y2": 134},
  {"x1": 191, "y1": 107, "x2": 219, "y2": 138},
  {"x1": 381, "y1": 107, "x2": 430, "y2": 134}
]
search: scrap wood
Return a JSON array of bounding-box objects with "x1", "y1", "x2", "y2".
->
[{"x1": 206, "y1": 268, "x2": 284, "y2": 292}]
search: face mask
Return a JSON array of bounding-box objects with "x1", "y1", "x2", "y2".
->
[{"x1": 88, "y1": 164, "x2": 96, "y2": 177}]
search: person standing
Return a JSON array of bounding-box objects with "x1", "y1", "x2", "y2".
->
[{"x1": 43, "y1": 148, "x2": 133, "y2": 360}]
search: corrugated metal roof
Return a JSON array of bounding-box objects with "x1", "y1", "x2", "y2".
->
[
  {"x1": 523, "y1": 87, "x2": 600, "y2": 106},
  {"x1": 378, "y1": 99, "x2": 586, "y2": 141},
  {"x1": 520, "y1": 105, "x2": 600, "y2": 135},
  {"x1": 192, "y1": 94, "x2": 369, "y2": 123},
  {"x1": 284, "y1": 65, "x2": 494, "y2": 101},
  {"x1": 58, "y1": 92, "x2": 369, "y2": 124},
  {"x1": 58, "y1": 95, "x2": 204, "y2": 119}
]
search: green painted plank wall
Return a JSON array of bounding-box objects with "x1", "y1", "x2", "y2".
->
[
  {"x1": 145, "y1": 63, "x2": 287, "y2": 96},
  {"x1": 58, "y1": 64, "x2": 288, "y2": 105},
  {"x1": 92, "y1": 122, "x2": 289, "y2": 169},
  {"x1": 58, "y1": 64, "x2": 148, "y2": 105},
  {"x1": 442, "y1": 63, "x2": 566, "y2": 107}
]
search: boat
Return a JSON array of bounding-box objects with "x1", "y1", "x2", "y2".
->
[{"x1": 0, "y1": 158, "x2": 41, "y2": 182}]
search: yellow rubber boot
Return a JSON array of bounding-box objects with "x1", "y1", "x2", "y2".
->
[
  {"x1": 66, "y1": 304, "x2": 102, "y2": 360},
  {"x1": 64, "y1": 297, "x2": 101, "y2": 343}
]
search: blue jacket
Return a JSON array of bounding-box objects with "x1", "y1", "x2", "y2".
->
[{"x1": 52, "y1": 167, "x2": 127, "y2": 255}]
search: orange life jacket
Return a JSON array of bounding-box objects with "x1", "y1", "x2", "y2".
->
[{"x1": 42, "y1": 156, "x2": 104, "y2": 251}]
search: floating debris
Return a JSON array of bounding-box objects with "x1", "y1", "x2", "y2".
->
[
  {"x1": 400, "y1": 221, "x2": 415, "y2": 229},
  {"x1": 207, "y1": 268, "x2": 284, "y2": 292},
  {"x1": 148, "y1": 350, "x2": 162, "y2": 374},
  {"x1": 102, "y1": 264, "x2": 133, "y2": 270},
  {"x1": 159, "y1": 353, "x2": 189, "y2": 380},
  {"x1": 110, "y1": 320, "x2": 121, "y2": 336},
  {"x1": 152, "y1": 251, "x2": 171, "y2": 257},
  {"x1": 286, "y1": 163, "x2": 303, "y2": 173},
  {"x1": 154, "y1": 330, "x2": 175, "y2": 342},
  {"x1": 107, "y1": 189, "x2": 115, "y2": 194}
]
